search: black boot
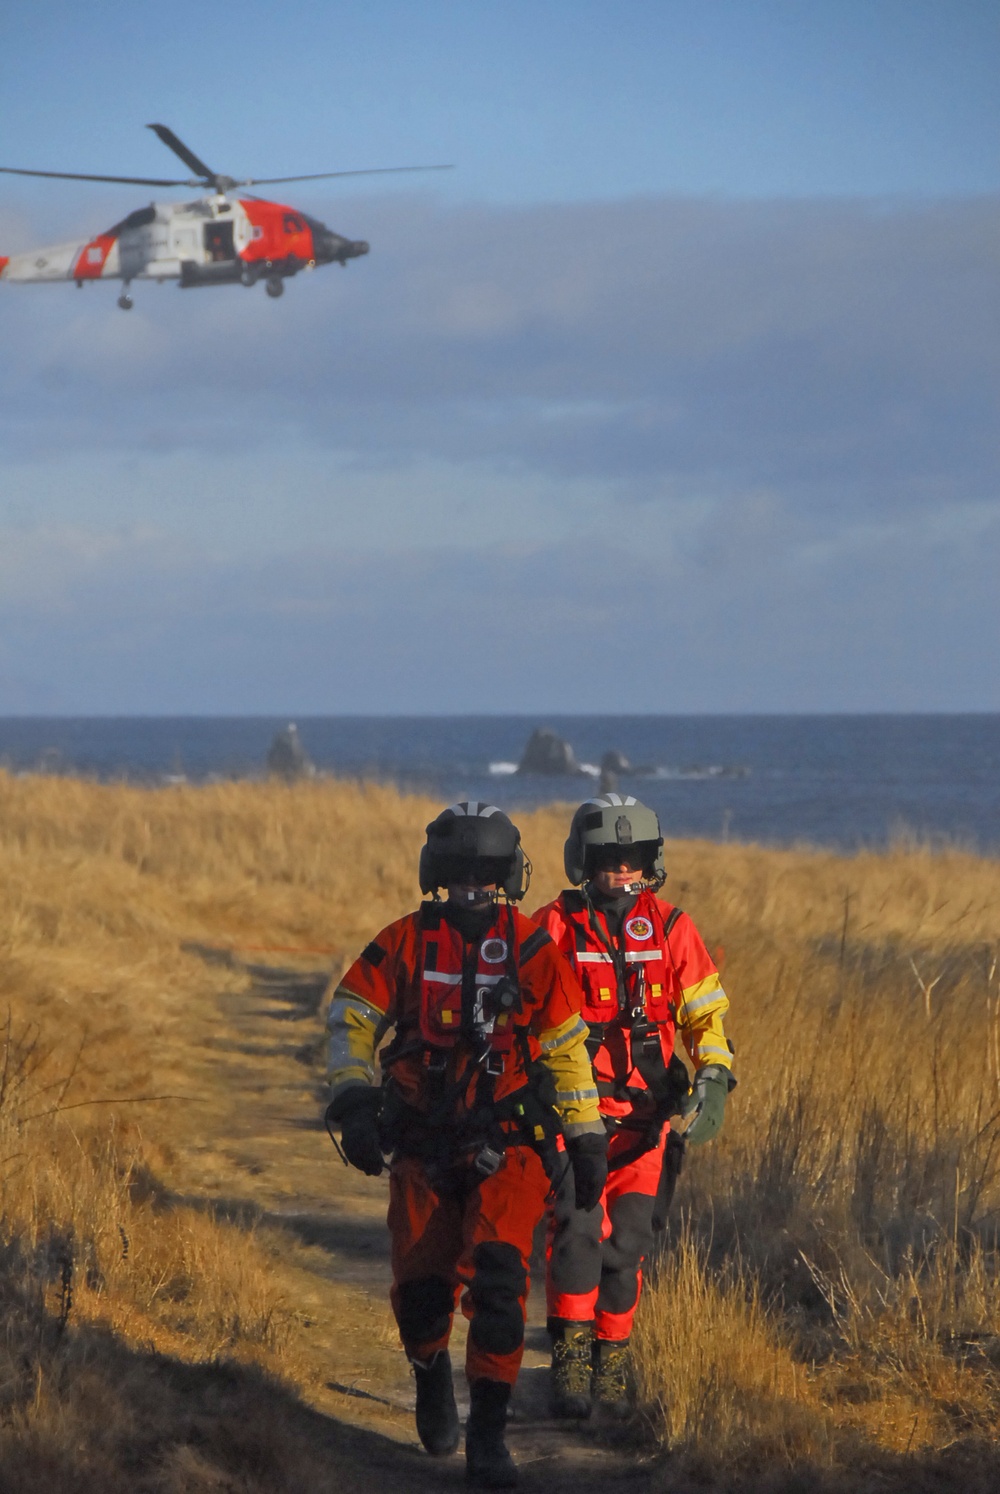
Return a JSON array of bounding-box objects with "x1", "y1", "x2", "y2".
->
[
  {"x1": 465, "y1": 1378, "x2": 517, "y2": 1489},
  {"x1": 592, "y1": 1337, "x2": 632, "y2": 1420},
  {"x1": 548, "y1": 1319, "x2": 593, "y2": 1418},
  {"x1": 412, "y1": 1349, "x2": 460, "y2": 1456}
]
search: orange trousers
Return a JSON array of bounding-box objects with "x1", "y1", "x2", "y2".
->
[
  {"x1": 388, "y1": 1145, "x2": 549, "y2": 1385},
  {"x1": 546, "y1": 1124, "x2": 666, "y2": 1341}
]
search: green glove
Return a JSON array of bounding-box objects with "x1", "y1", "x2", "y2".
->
[{"x1": 682, "y1": 1065, "x2": 732, "y2": 1146}]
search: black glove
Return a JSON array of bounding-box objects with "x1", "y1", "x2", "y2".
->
[
  {"x1": 326, "y1": 1086, "x2": 385, "y2": 1176},
  {"x1": 566, "y1": 1131, "x2": 609, "y2": 1212}
]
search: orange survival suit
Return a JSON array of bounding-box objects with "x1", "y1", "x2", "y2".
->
[
  {"x1": 533, "y1": 885, "x2": 731, "y2": 1341},
  {"x1": 326, "y1": 898, "x2": 602, "y2": 1385}
]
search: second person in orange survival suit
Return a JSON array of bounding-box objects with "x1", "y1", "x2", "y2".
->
[
  {"x1": 324, "y1": 803, "x2": 606, "y2": 1490},
  {"x1": 532, "y1": 794, "x2": 735, "y2": 1419}
]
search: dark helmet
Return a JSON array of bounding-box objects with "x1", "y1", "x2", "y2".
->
[
  {"x1": 563, "y1": 793, "x2": 665, "y2": 888},
  {"x1": 419, "y1": 801, "x2": 530, "y2": 901}
]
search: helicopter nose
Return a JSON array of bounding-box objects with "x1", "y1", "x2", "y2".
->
[{"x1": 309, "y1": 221, "x2": 369, "y2": 265}]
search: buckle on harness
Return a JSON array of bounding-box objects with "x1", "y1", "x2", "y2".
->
[{"x1": 473, "y1": 1144, "x2": 504, "y2": 1177}]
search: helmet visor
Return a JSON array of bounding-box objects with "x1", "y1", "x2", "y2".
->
[
  {"x1": 444, "y1": 855, "x2": 511, "y2": 887},
  {"x1": 588, "y1": 844, "x2": 654, "y2": 875}
]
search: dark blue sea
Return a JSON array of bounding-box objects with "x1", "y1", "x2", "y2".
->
[{"x1": 0, "y1": 716, "x2": 997, "y2": 854}]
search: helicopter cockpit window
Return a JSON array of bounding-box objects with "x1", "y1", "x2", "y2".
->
[
  {"x1": 283, "y1": 214, "x2": 304, "y2": 234},
  {"x1": 108, "y1": 204, "x2": 157, "y2": 236}
]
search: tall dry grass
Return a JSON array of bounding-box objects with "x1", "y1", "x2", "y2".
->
[
  {"x1": 0, "y1": 769, "x2": 998, "y2": 1488},
  {"x1": 631, "y1": 837, "x2": 1000, "y2": 1487}
]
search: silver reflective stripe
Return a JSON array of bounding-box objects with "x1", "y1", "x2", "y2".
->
[
  {"x1": 327, "y1": 994, "x2": 380, "y2": 1028},
  {"x1": 575, "y1": 951, "x2": 613, "y2": 964},
  {"x1": 327, "y1": 1032, "x2": 376, "y2": 1083},
  {"x1": 695, "y1": 1042, "x2": 729, "y2": 1060},
  {"x1": 555, "y1": 1086, "x2": 600, "y2": 1104},
  {"x1": 540, "y1": 1016, "x2": 587, "y2": 1052},
  {"x1": 624, "y1": 950, "x2": 661, "y2": 963},
  {"x1": 680, "y1": 987, "x2": 726, "y2": 1017},
  {"x1": 423, "y1": 970, "x2": 462, "y2": 985}
]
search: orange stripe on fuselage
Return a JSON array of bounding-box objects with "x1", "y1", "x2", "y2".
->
[
  {"x1": 238, "y1": 199, "x2": 314, "y2": 265},
  {"x1": 0, "y1": 256, "x2": 9, "y2": 277},
  {"x1": 73, "y1": 233, "x2": 116, "y2": 280}
]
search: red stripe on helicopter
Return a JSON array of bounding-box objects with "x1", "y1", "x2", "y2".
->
[
  {"x1": 0, "y1": 257, "x2": 8, "y2": 277},
  {"x1": 72, "y1": 233, "x2": 116, "y2": 280},
  {"x1": 237, "y1": 200, "x2": 314, "y2": 265}
]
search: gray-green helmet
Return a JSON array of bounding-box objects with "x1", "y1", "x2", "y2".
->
[{"x1": 564, "y1": 793, "x2": 665, "y2": 887}]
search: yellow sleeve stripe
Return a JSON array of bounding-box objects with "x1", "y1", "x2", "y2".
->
[
  {"x1": 679, "y1": 973, "x2": 723, "y2": 1005},
  {"x1": 555, "y1": 1086, "x2": 600, "y2": 1105},
  {"x1": 694, "y1": 1041, "x2": 731, "y2": 1062},
  {"x1": 539, "y1": 1014, "x2": 588, "y2": 1053},
  {"x1": 678, "y1": 986, "x2": 728, "y2": 1020}
]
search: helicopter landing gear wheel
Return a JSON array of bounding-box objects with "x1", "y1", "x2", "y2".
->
[
  {"x1": 117, "y1": 291, "x2": 133, "y2": 310},
  {"x1": 265, "y1": 276, "x2": 284, "y2": 299},
  {"x1": 240, "y1": 267, "x2": 258, "y2": 287}
]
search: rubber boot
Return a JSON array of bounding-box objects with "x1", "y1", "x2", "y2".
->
[
  {"x1": 592, "y1": 1337, "x2": 632, "y2": 1420},
  {"x1": 412, "y1": 1349, "x2": 460, "y2": 1456},
  {"x1": 548, "y1": 1319, "x2": 593, "y2": 1418},
  {"x1": 465, "y1": 1378, "x2": 517, "y2": 1489}
]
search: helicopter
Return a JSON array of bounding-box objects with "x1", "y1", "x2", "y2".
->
[{"x1": 0, "y1": 124, "x2": 450, "y2": 309}]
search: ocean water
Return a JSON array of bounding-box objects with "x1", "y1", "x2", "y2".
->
[{"x1": 0, "y1": 715, "x2": 997, "y2": 854}]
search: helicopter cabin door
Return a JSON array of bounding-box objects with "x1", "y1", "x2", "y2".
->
[{"x1": 203, "y1": 220, "x2": 236, "y2": 263}]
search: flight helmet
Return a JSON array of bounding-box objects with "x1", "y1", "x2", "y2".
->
[
  {"x1": 564, "y1": 793, "x2": 665, "y2": 888},
  {"x1": 419, "y1": 802, "x2": 530, "y2": 901}
]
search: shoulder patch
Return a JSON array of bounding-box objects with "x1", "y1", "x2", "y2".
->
[
  {"x1": 518, "y1": 927, "x2": 551, "y2": 966},
  {"x1": 361, "y1": 940, "x2": 387, "y2": 968}
]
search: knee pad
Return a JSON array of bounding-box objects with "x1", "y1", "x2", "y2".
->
[
  {"x1": 397, "y1": 1275, "x2": 454, "y2": 1346},
  {"x1": 598, "y1": 1192, "x2": 655, "y2": 1314},
  {"x1": 469, "y1": 1241, "x2": 526, "y2": 1356},
  {"x1": 550, "y1": 1203, "x2": 603, "y2": 1294}
]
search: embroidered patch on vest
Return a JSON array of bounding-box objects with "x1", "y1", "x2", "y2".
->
[{"x1": 624, "y1": 916, "x2": 653, "y2": 940}]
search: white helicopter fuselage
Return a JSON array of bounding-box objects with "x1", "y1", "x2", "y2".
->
[{"x1": 0, "y1": 193, "x2": 367, "y2": 296}]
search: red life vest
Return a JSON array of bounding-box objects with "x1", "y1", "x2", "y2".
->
[
  {"x1": 416, "y1": 903, "x2": 519, "y2": 1055},
  {"x1": 557, "y1": 889, "x2": 681, "y2": 1111},
  {"x1": 561, "y1": 889, "x2": 678, "y2": 1031}
]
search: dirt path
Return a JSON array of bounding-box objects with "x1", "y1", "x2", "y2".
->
[{"x1": 163, "y1": 950, "x2": 660, "y2": 1492}]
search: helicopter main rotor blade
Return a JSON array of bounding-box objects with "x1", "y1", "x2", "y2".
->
[
  {"x1": 241, "y1": 164, "x2": 454, "y2": 185},
  {"x1": 0, "y1": 165, "x2": 192, "y2": 187},
  {"x1": 146, "y1": 124, "x2": 216, "y2": 183}
]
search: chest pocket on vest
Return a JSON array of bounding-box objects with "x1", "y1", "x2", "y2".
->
[{"x1": 419, "y1": 930, "x2": 518, "y2": 1051}]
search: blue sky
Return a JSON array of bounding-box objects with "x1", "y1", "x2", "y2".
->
[{"x1": 0, "y1": 2, "x2": 998, "y2": 712}]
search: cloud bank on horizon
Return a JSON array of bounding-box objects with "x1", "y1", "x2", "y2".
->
[{"x1": 2, "y1": 191, "x2": 996, "y2": 714}]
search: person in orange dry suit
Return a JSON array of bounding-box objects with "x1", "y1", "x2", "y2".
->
[
  {"x1": 324, "y1": 802, "x2": 606, "y2": 1489},
  {"x1": 532, "y1": 794, "x2": 735, "y2": 1419}
]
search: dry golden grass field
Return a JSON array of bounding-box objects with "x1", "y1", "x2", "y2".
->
[{"x1": 0, "y1": 769, "x2": 998, "y2": 1492}]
